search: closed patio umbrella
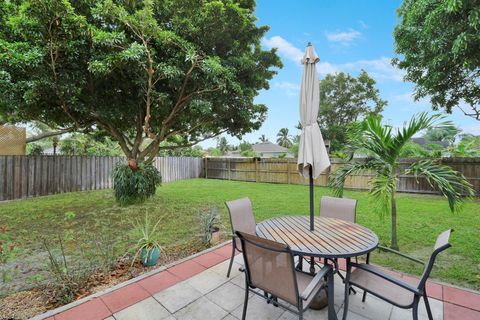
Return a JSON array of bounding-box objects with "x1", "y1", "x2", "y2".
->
[{"x1": 297, "y1": 43, "x2": 331, "y2": 231}]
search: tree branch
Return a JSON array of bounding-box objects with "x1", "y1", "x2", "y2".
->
[{"x1": 26, "y1": 127, "x2": 74, "y2": 143}]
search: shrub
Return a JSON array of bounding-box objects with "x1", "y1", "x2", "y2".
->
[{"x1": 113, "y1": 162, "x2": 162, "y2": 205}]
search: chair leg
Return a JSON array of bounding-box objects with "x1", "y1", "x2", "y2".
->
[
  {"x1": 242, "y1": 285, "x2": 249, "y2": 320},
  {"x1": 296, "y1": 254, "x2": 304, "y2": 270},
  {"x1": 341, "y1": 258, "x2": 351, "y2": 320},
  {"x1": 226, "y1": 242, "x2": 236, "y2": 278},
  {"x1": 412, "y1": 297, "x2": 420, "y2": 320},
  {"x1": 423, "y1": 292, "x2": 433, "y2": 320},
  {"x1": 361, "y1": 290, "x2": 367, "y2": 302},
  {"x1": 327, "y1": 269, "x2": 337, "y2": 320},
  {"x1": 336, "y1": 270, "x2": 357, "y2": 294}
]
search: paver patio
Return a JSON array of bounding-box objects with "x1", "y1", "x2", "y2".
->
[{"x1": 33, "y1": 242, "x2": 480, "y2": 320}]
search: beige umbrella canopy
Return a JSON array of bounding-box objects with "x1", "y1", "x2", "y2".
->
[
  {"x1": 297, "y1": 43, "x2": 330, "y2": 178},
  {"x1": 297, "y1": 43, "x2": 331, "y2": 230}
]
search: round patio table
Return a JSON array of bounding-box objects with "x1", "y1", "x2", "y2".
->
[
  {"x1": 256, "y1": 216, "x2": 379, "y2": 259},
  {"x1": 256, "y1": 216, "x2": 379, "y2": 313}
]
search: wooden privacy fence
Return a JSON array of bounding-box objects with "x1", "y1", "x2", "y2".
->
[
  {"x1": 204, "y1": 157, "x2": 480, "y2": 195},
  {"x1": 0, "y1": 156, "x2": 203, "y2": 201}
]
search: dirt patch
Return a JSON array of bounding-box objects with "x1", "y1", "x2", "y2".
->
[{"x1": 0, "y1": 239, "x2": 216, "y2": 320}]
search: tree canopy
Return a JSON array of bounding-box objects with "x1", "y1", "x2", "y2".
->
[
  {"x1": 0, "y1": 0, "x2": 281, "y2": 164},
  {"x1": 393, "y1": 0, "x2": 480, "y2": 120},
  {"x1": 318, "y1": 70, "x2": 387, "y2": 151}
]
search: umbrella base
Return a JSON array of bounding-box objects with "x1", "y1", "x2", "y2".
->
[{"x1": 309, "y1": 289, "x2": 328, "y2": 310}]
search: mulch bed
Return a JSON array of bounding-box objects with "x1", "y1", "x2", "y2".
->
[{"x1": 0, "y1": 240, "x2": 215, "y2": 320}]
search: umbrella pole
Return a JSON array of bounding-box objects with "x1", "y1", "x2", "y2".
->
[{"x1": 309, "y1": 166, "x2": 314, "y2": 231}]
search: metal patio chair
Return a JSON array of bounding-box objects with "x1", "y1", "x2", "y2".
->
[
  {"x1": 342, "y1": 229, "x2": 454, "y2": 320},
  {"x1": 225, "y1": 197, "x2": 257, "y2": 278},
  {"x1": 236, "y1": 231, "x2": 337, "y2": 320},
  {"x1": 319, "y1": 196, "x2": 358, "y2": 292}
]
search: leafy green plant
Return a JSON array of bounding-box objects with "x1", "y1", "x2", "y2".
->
[
  {"x1": 131, "y1": 212, "x2": 163, "y2": 266},
  {"x1": 27, "y1": 143, "x2": 44, "y2": 155},
  {"x1": 113, "y1": 162, "x2": 162, "y2": 205},
  {"x1": 199, "y1": 207, "x2": 221, "y2": 246},
  {"x1": 329, "y1": 113, "x2": 475, "y2": 250}
]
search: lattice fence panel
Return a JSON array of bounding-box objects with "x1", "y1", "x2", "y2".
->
[{"x1": 0, "y1": 126, "x2": 26, "y2": 155}]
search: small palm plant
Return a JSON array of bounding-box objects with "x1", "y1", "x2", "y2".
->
[
  {"x1": 131, "y1": 212, "x2": 163, "y2": 266},
  {"x1": 329, "y1": 113, "x2": 474, "y2": 250}
]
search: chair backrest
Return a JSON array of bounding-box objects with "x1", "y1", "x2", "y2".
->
[
  {"x1": 236, "y1": 231, "x2": 299, "y2": 306},
  {"x1": 418, "y1": 229, "x2": 453, "y2": 290},
  {"x1": 225, "y1": 197, "x2": 257, "y2": 249},
  {"x1": 320, "y1": 196, "x2": 357, "y2": 223}
]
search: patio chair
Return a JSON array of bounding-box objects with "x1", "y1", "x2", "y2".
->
[
  {"x1": 320, "y1": 196, "x2": 357, "y2": 223},
  {"x1": 319, "y1": 196, "x2": 357, "y2": 292},
  {"x1": 236, "y1": 231, "x2": 337, "y2": 320},
  {"x1": 225, "y1": 197, "x2": 257, "y2": 278},
  {"x1": 342, "y1": 229, "x2": 453, "y2": 320}
]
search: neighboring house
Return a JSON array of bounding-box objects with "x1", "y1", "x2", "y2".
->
[
  {"x1": 226, "y1": 142, "x2": 293, "y2": 158},
  {"x1": 412, "y1": 137, "x2": 449, "y2": 148},
  {"x1": 252, "y1": 142, "x2": 293, "y2": 158}
]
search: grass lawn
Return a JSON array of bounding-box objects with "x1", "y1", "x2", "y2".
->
[{"x1": 1, "y1": 178, "x2": 479, "y2": 295}]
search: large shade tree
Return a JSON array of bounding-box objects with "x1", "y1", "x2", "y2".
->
[
  {"x1": 329, "y1": 113, "x2": 474, "y2": 250},
  {"x1": 394, "y1": 0, "x2": 480, "y2": 120},
  {"x1": 0, "y1": 0, "x2": 281, "y2": 166},
  {"x1": 318, "y1": 71, "x2": 387, "y2": 151}
]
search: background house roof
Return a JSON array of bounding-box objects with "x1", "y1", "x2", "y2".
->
[
  {"x1": 411, "y1": 137, "x2": 449, "y2": 148},
  {"x1": 252, "y1": 142, "x2": 289, "y2": 153}
]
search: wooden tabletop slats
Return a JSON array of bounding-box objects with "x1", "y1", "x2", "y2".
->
[{"x1": 256, "y1": 216, "x2": 379, "y2": 258}]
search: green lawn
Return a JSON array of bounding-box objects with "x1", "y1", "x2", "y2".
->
[{"x1": 1, "y1": 178, "x2": 479, "y2": 293}]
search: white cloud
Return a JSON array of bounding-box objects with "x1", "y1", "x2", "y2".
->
[
  {"x1": 273, "y1": 81, "x2": 300, "y2": 96},
  {"x1": 358, "y1": 20, "x2": 369, "y2": 29},
  {"x1": 342, "y1": 57, "x2": 405, "y2": 81},
  {"x1": 262, "y1": 36, "x2": 404, "y2": 82},
  {"x1": 262, "y1": 36, "x2": 304, "y2": 64},
  {"x1": 325, "y1": 29, "x2": 361, "y2": 45},
  {"x1": 317, "y1": 62, "x2": 339, "y2": 76}
]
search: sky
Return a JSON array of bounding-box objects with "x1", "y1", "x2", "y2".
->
[{"x1": 201, "y1": 0, "x2": 480, "y2": 148}]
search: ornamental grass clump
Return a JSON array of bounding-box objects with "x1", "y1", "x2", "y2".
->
[{"x1": 113, "y1": 162, "x2": 161, "y2": 206}]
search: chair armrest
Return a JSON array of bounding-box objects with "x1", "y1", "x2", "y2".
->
[
  {"x1": 300, "y1": 265, "x2": 332, "y2": 301},
  {"x1": 350, "y1": 262, "x2": 421, "y2": 295},
  {"x1": 377, "y1": 245, "x2": 425, "y2": 266}
]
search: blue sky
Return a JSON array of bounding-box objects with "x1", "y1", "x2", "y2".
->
[{"x1": 201, "y1": 0, "x2": 479, "y2": 148}]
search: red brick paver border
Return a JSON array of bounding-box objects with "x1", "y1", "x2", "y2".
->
[
  {"x1": 54, "y1": 298, "x2": 111, "y2": 320},
  {"x1": 33, "y1": 242, "x2": 480, "y2": 320},
  {"x1": 100, "y1": 283, "x2": 150, "y2": 313}
]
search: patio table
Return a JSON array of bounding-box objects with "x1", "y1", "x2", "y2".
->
[
  {"x1": 256, "y1": 216, "x2": 379, "y2": 259},
  {"x1": 256, "y1": 216, "x2": 379, "y2": 312}
]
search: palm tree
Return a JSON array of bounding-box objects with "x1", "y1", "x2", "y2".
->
[
  {"x1": 258, "y1": 134, "x2": 268, "y2": 143},
  {"x1": 276, "y1": 128, "x2": 292, "y2": 148},
  {"x1": 329, "y1": 113, "x2": 474, "y2": 250},
  {"x1": 217, "y1": 137, "x2": 230, "y2": 155}
]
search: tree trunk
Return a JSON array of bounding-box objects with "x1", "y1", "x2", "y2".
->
[{"x1": 391, "y1": 192, "x2": 399, "y2": 250}]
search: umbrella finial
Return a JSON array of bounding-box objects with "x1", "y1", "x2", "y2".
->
[{"x1": 307, "y1": 42, "x2": 312, "y2": 46}]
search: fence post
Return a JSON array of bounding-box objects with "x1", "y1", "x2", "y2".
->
[
  {"x1": 254, "y1": 157, "x2": 258, "y2": 182},
  {"x1": 228, "y1": 158, "x2": 231, "y2": 180},
  {"x1": 287, "y1": 159, "x2": 291, "y2": 184},
  {"x1": 204, "y1": 157, "x2": 208, "y2": 178}
]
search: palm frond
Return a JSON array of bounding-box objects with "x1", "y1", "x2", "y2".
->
[
  {"x1": 361, "y1": 115, "x2": 394, "y2": 161},
  {"x1": 390, "y1": 113, "x2": 447, "y2": 159},
  {"x1": 369, "y1": 174, "x2": 395, "y2": 218},
  {"x1": 406, "y1": 160, "x2": 474, "y2": 213},
  {"x1": 328, "y1": 158, "x2": 387, "y2": 197}
]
